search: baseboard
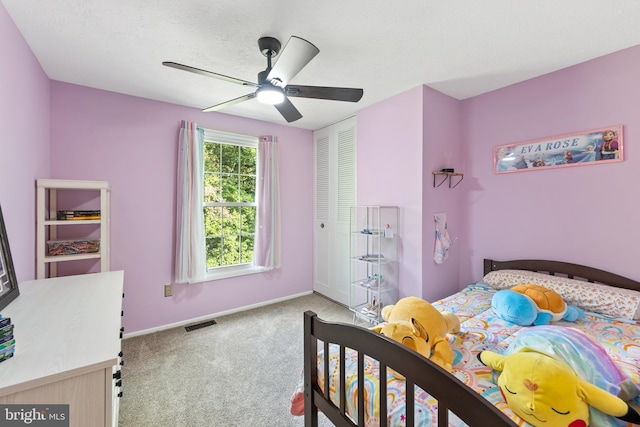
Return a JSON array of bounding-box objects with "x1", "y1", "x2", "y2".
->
[
  {"x1": 122, "y1": 290, "x2": 313, "y2": 339},
  {"x1": 312, "y1": 290, "x2": 348, "y2": 309}
]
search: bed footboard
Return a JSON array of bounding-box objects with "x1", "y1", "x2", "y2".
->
[{"x1": 303, "y1": 311, "x2": 516, "y2": 427}]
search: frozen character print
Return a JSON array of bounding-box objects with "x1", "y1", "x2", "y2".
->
[{"x1": 599, "y1": 129, "x2": 619, "y2": 160}]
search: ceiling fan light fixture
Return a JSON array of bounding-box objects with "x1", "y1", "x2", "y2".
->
[
  {"x1": 256, "y1": 85, "x2": 285, "y2": 105},
  {"x1": 164, "y1": 36, "x2": 362, "y2": 123}
]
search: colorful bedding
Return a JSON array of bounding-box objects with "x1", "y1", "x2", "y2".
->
[{"x1": 290, "y1": 282, "x2": 640, "y2": 426}]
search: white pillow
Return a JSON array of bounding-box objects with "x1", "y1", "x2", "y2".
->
[{"x1": 482, "y1": 269, "x2": 640, "y2": 320}]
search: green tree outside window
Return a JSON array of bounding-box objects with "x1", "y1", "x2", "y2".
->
[{"x1": 203, "y1": 142, "x2": 257, "y2": 268}]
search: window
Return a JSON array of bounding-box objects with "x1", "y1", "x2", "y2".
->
[
  {"x1": 176, "y1": 123, "x2": 278, "y2": 284},
  {"x1": 202, "y1": 129, "x2": 259, "y2": 275}
]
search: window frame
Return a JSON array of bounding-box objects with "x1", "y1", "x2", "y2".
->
[{"x1": 201, "y1": 128, "x2": 266, "y2": 281}]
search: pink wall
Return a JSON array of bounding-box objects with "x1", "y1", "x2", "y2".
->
[
  {"x1": 421, "y1": 86, "x2": 464, "y2": 300},
  {"x1": 357, "y1": 86, "x2": 464, "y2": 301},
  {"x1": 357, "y1": 87, "x2": 425, "y2": 297},
  {"x1": 0, "y1": 3, "x2": 50, "y2": 283},
  {"x1": 49, "y1": 82, "x2": 314, "y2": 334},
  {"x1": 461, "y1": 45, "x2": 640, "y2": 283}
]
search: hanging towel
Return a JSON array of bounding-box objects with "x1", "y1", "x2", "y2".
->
[{"x1": 434, "y1": 213, "x2": 452, "y2": 264}]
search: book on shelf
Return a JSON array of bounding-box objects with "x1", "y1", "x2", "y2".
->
[
  {"x1": 66, "y1": 216, "x2": 101, "y2": 220},
  {"x1": 56, "y1": 210, "x2": 101, "y2": 220}
]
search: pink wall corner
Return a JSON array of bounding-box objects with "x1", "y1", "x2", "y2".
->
[
  {"x1": 49, "y1": 82, "x2": 314, "y2": 334},
  {"x1": 0, "y1": 3, "x2": 50, "y2": 283},
  {"x1": 421, "y1": 86, "x2": 464, "y2": 301},
  {"x1": 461, "y1": 44, "x2": 640, "y2": 283},
  {"x1": 357, "y1": 87, "x2": 425, "y2": 298}
]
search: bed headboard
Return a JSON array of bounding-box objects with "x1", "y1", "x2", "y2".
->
[{"x1": 483, "y1": 258, "x2": 640, "y2": 292}]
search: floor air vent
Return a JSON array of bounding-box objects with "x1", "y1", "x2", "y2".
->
[{"x1": 185, "y1": 320, "x2": 217, "y2": 332}]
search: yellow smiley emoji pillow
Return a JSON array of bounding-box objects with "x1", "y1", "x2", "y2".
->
[{"x1": 478, "y1": 325, "x2": 640, "y2": 427}]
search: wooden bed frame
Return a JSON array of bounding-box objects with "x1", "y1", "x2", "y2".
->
[{"x1": 303, "y1": 258, "x2": 640, "y2": 427}]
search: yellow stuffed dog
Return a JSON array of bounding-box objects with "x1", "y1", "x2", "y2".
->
[{"x1": 371, "y1": 296, "x2": 460, "y2": 372}]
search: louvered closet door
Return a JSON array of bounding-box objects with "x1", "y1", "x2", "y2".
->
[{"x1": 313, "y1": 117, "x2": 356, "y2": 306}]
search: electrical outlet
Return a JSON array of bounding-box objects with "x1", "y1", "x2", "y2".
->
[{"x1": 164, "y1": 284, "x2": 172, "y2": 297}]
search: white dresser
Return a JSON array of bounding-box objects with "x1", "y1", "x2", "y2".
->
[{"x1": 0, "y1": 271, "x2": 124, "y2": 427}]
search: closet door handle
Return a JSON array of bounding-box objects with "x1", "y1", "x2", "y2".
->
[{"x1": 320, "y1": 223, "x2": 324, "y2": 228}]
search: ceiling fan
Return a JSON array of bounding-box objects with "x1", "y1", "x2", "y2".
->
[{"x1": 163, "y1": 36, "x2": 364, "y2": 123}]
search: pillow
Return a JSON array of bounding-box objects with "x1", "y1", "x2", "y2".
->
[{"x1": 482, "y1": 269, "x2": 640, "y2": 320}]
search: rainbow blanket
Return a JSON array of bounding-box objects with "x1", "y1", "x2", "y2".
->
[
  {"x1": 505, "y1": 325, "x2": 640, "y2": 427},
  {"x1": 291, "y1": 283, "x2": 640, "y2": 426}
]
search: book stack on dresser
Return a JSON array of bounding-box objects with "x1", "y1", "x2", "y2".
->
[{"x1": 0, "y1": 316, "x2": 14, "y2": 363}]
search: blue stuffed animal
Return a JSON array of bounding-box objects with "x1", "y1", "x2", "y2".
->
[{"x1": 491, "y1": 283, "x2": 584, "y2": 326}]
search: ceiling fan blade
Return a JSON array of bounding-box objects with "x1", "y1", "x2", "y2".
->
[
  {"x1": 266, "y1": 36, "x2": 319, "y2": 86},
  {"x1": 202, "y1": 93, "x2": 256, "y2": 112},
  {"x1": 274, "y1": 97, "x2": 303, "y2": 123},
  {"x1": 163, "y1": 61, "x2": 258, "y2": 87},
  {"x1": 285, "y1": 85, "x2": 363, "y2": 102}
]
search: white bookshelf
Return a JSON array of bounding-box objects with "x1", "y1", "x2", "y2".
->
[{"x1": 36, "y1": 179, "x2": 110, "y2": 279}]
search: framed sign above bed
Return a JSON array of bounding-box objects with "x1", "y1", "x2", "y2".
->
[{"x1": 494, "y1": 125, "x2": 623, "y2": 174}]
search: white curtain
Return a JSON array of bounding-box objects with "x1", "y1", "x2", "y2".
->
[
  {"x1": 253, "y1": 135, "x2": 281, "y2": 269},
  {"x1": 175, "y1": 120, "x2": 207, "y2": 283}
]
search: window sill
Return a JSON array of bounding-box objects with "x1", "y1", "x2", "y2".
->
[
  {"x1": 179, "y1": 264, "x2": 269, "y2": 285},
  {"x1": 205, "y1": 264, "x2": 268, "y2": 282}
]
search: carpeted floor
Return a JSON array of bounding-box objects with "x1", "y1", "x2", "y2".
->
[{"x1": 118, "y1": 293, "x2": 353, "y2": 426}]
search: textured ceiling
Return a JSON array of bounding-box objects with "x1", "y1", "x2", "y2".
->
[{"x1": 3, "y1": 0, "x2": 640, "y2": 130}]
